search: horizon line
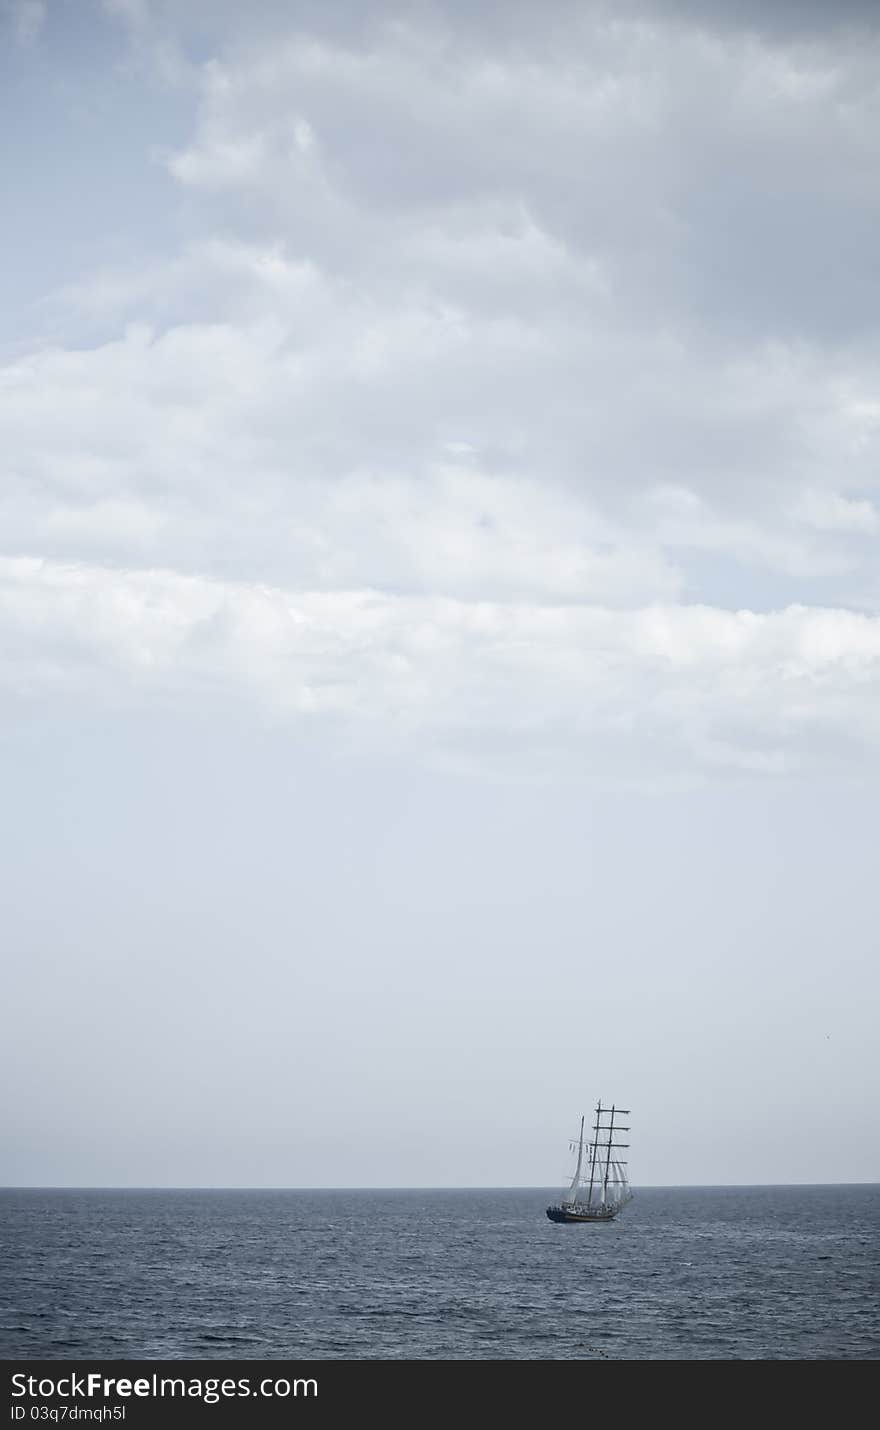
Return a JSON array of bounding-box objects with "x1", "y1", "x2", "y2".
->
[{"x1": 2, "y1": 1181, "x2": 878, "y2": 1192}]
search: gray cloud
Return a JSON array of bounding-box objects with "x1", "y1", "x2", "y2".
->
[{"x1": 2, "y1": 1, "x2": 877, "y2": 767}]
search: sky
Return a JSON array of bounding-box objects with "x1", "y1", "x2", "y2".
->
[{"x1": 1, "y1": 0, "x2": 878, "y2": 1188}]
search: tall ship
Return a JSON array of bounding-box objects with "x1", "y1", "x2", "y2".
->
[{"x1": 546, "y1": 1100, "x2": 632, "y2": 1223}]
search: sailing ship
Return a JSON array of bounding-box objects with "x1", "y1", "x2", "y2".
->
[{"x1": 546, "y1": 1100, "x2": 632, "y2": 1223}]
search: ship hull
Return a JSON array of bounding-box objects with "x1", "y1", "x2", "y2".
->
[{"x1": 545, "y1": 1204, "x2": 618, "y2": 1223}]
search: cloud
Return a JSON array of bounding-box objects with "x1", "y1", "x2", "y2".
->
[
  {"x1": 3, "y1": 0, "x2": 880, "y2": 781},
  {"x1": 159, "y1": 11, "x2": 880, "y2": 338},
  {"x1": 795, "y1": 489, "x2": 879, "y2": 535},
  {"x1": 10, "y1": 247, "x2": 879, "y2": 608},
  {"x1": 3, "y1": 556, "x2": 880, "y2": 777},
  {"x1": 4, "y1": 0, "x2": 45, "y2": 46}
]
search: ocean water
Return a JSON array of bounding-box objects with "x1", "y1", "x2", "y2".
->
[{"x1": 1, "y1": 1186, "x2": 878, "y2": 1360}]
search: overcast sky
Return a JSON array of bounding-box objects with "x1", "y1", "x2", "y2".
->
[{"x1": 2, "y1": 0, "x2": 878, "y2": 1188}]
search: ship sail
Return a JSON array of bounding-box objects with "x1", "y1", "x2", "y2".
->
[
  {"x1": 562, "y1": 1115, "x2": 586, "y2": 1206},
  {"x1": 606, "y1": 1161, "x2": 631, "y2": 1208}
]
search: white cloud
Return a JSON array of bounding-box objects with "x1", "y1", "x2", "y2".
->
[
  {"x1": 3, "y1": 556, "x2": 880, "y2": 776},
  {"x1": 3, "y1": 2, "x2": 880, "y2": 782},
  {"x1": 795, "y1": 489, "x2": 879, "y2": 534},
  {"x1": 11, "y1": 258, "x2": 879, "y2": 606}
]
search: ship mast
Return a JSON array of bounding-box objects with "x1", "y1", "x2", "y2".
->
[
  {"x1": 602, "y1": 1105, "x2": 616, "y2": 1203},
  {"x1": 591, "y1": 1100, "x2": 630, "y2": 1207},
  {"x1": 586, "y1": 1101, "x2": 599, "y2": 1207}
]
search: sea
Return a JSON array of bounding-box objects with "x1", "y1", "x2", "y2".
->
[{"x1": 1, "y1": 1186, "x2": 878, "y2": 1360}]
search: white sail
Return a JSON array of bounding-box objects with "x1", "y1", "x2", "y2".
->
[
  {"x1": 562, "y1": 1116, "x2": 585, "y2": 1205},
  {"x1": 607, "y1": 1162, "x2": 624, "y2": 1205},
  {"x1": 607, "y1": 1160, "x2": 631, "y2": 1207}
]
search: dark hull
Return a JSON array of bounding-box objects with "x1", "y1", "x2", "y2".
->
[{"x1": 546, "y1": 1204, "x2": 617, "y2": 1223}]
